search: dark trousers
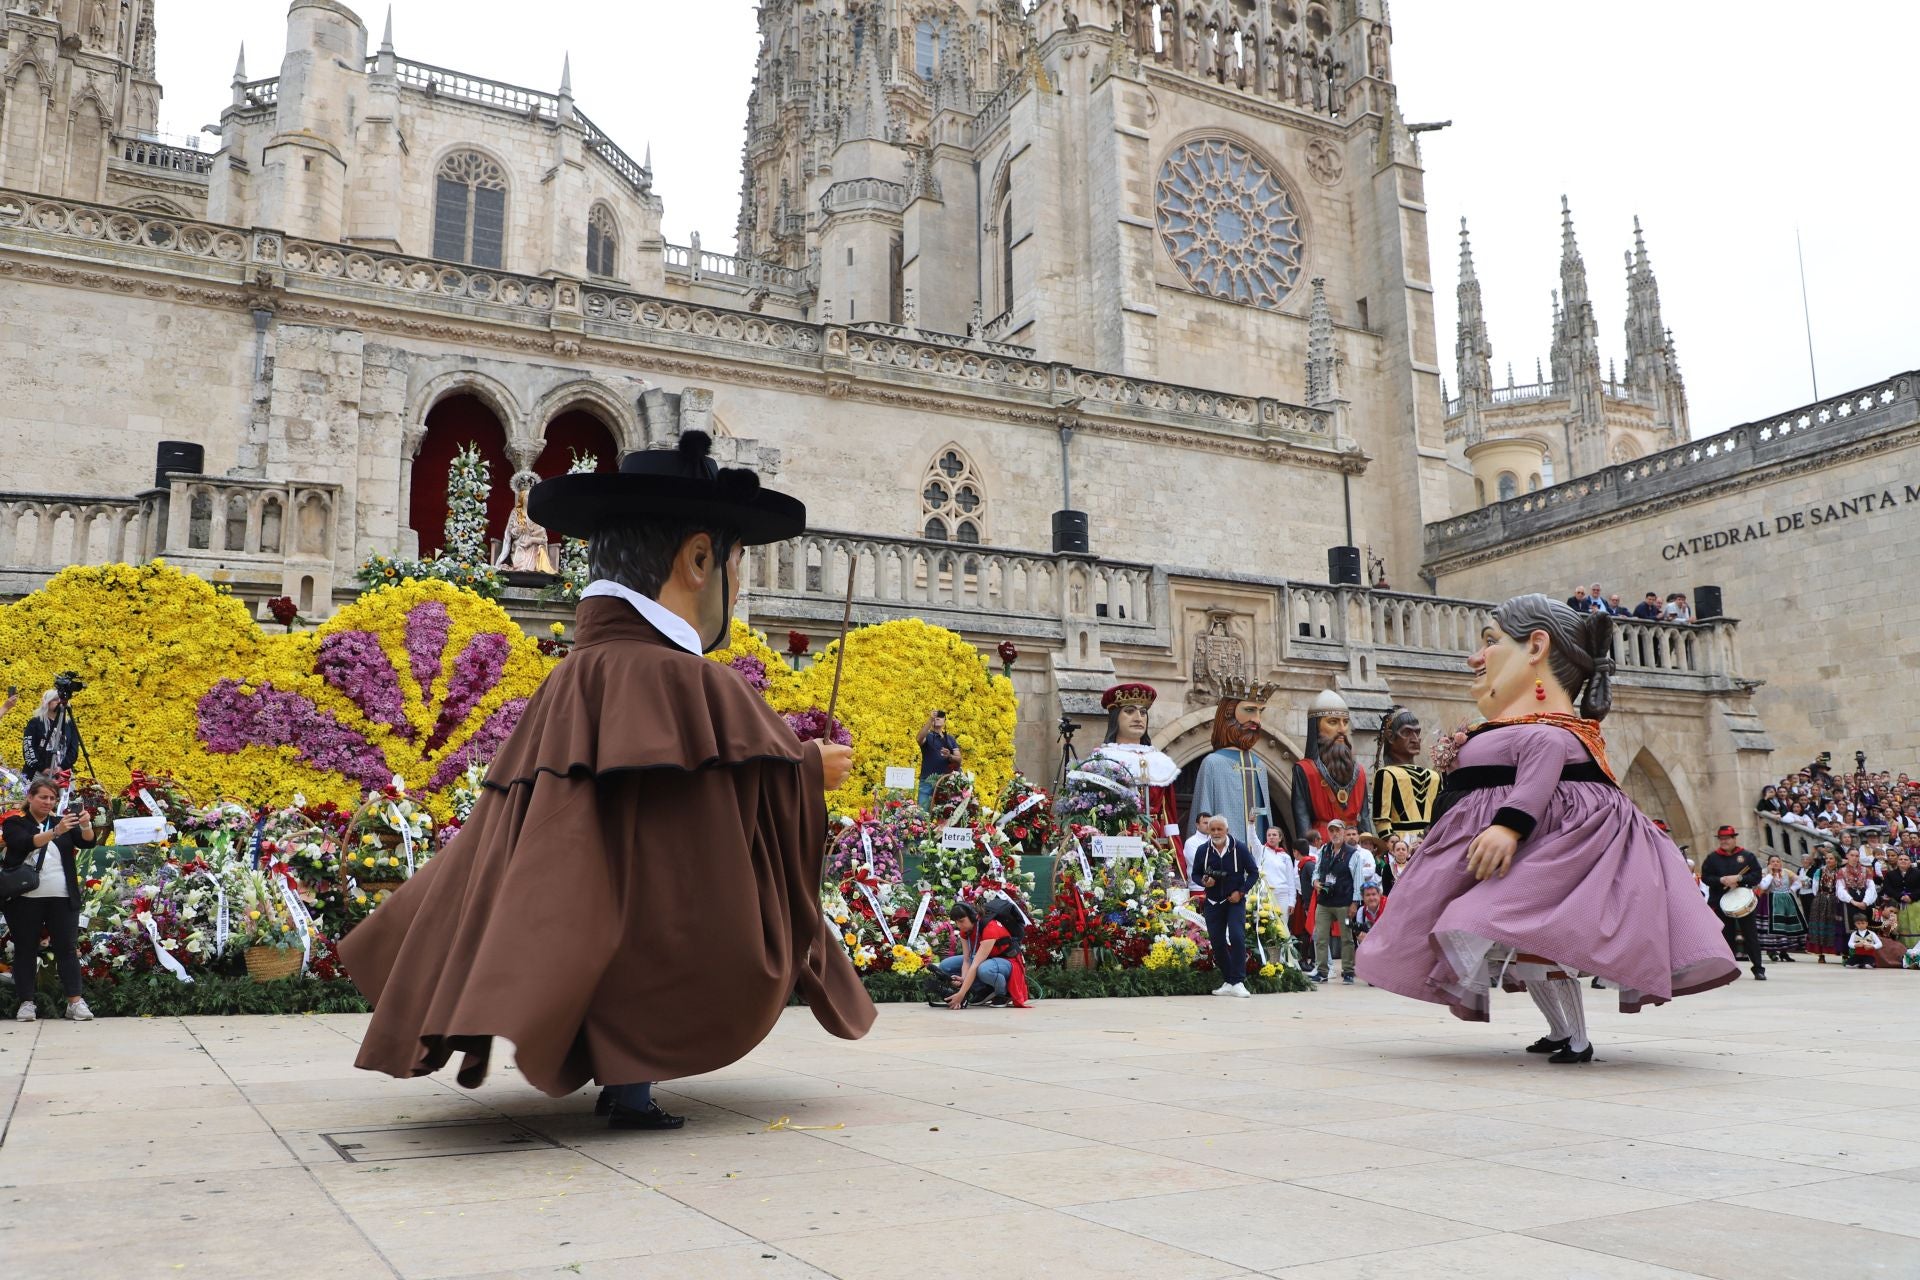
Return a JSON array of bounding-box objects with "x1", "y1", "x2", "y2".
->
[
  {"x1": 1203, "y1": 898, "x2": 1248, "y2": 985},
  {"x1": 1718, "y1": 910, "x2": 1765, "y2": 973},
  {"x1": 4, "y1": 894, "x2": 82, "y2": 1004}
]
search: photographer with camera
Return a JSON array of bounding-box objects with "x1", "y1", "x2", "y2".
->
[
  {"x1": 928, "y1": 899, "x2": 1028, "y2": 1008},
  {"x1": 21, "y1": 674, "x2": 85, "y2": 778},
  {"x1": 2, "y1": 775, "x2": 98, "y2": 1021},
  {"x1": 917, "y1": 709, "x2": 962, "y2": 809}
]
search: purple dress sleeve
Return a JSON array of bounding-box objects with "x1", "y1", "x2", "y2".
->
[{"x1": 1490, "y1": 725, "x2": 1581, "y2": 840}]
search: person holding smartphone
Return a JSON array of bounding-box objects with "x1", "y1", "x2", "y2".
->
[{"x1": 2, "y1": 776, "x2": 98, "y2": 1022}]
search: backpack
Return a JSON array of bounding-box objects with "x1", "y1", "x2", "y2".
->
[{"x1": 979, "y1": 894, "x2": 1026, "y2": 959}]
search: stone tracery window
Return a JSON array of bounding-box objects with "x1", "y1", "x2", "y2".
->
[
  {"x1": 1155, "y1": 137, "x2": 1305, "y2": 309},
  {"x1": 433, "y1": 150, "x2": 507, "y2": 268},
  {"x1": 586, "y1": 203, "x2": 618, "y2": 277},
  {"x1": 1496, "y1": 471, "x2": 1518, "y2": 502},
  {"x1": 920, "y1": 447, "x2": 985, "y2": 544}
]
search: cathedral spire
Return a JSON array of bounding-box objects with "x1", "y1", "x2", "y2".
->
[
  {"x1": 380, "y1": 8, "x2": 394, "y2": 54},
  {"x1": 559, "y1": 53, "x2": 573, "y2": 99},
  {"x1": 1623, "y1": 215, "x2": 1689, "y2": 442},
  {"x1": 1557, "y1": 194, "x2": 1591, "y2": 314},
  {"x1": 1455, "y1": 218, "x2": 1493, "y2": 412},
  {"x1": 1306, "y1": 277, "x2": 1341, "y2": 407},
  {"x1": 233, "y1": 43, "x2": 248, "y2": 84},
  {"x1": 1551, "y1": 196, "x2": 1606, "y2": 474}
]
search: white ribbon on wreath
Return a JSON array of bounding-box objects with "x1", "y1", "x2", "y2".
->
[
  {"x1": 139, "y1": 912, "x2": 195, "y2": 984},
  {"x1": 1067, "y1": 769, "x2": 1135, "y2": 799},
  {"x1": 198, "y1": 869, "x2": 230, "y2": 957},
  {"x1": 995, "y1": 792, "x2": 1047, "y2": 829},
  {"x1": 275, "y1": 876, "x2": 315, "y2": 974},
  {"x1": 855, "y1": 881, "x2": 895, "y2": 945},
  {"x1": 387, "y1": 802, "x2": 416, "y2": 875},
  {"x1": 907, "y1": 891, "x2": 934, "y2": 946}
]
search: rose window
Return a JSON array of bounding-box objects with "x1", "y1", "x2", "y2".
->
[{"x1": 1155, "y1": 139, "x2": 1305, "y2": 309}]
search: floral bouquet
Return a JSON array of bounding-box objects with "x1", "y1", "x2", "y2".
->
[
  {"x1": 231, "y1": 865, "x2": 312, "y2": 956},
  {"x1": 349, "y1": 779, "x2": 434, "y2": 880},
  {"x1": 117, "y1": 768, "x2": 193, "y2": 827},
  {"x1": 927, "y1": 771, "x2": 978, "y2": 826},
  {"x1": 1057, "y1": 755, "x2": 1144, "y2": 836},
  {"x1": 829, "y1": 815, "x2": 906, "y2": 884},
  {"x1": 79, "y1": 856, "x2": 225, "y2": 980},
  {"x1": 993, "y1": 773, "x2": 1056, "y2": 859},
  {"x1": 1142, "y1": 935, "x2": 1200, "y2": 971},
  {"x1": 1429, "y1": 721, "x2": 1477, "y2": 774}
]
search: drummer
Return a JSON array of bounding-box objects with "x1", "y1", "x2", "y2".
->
[{"x1": 1700, "y1": 825, "x2": 1766, "y2": 982}]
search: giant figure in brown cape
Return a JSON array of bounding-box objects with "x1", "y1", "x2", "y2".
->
[{"x1": 340, "y1": 432, "x2": 875, "y2": 1126}]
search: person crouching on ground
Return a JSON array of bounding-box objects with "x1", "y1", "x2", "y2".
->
[
  {"x1": 1195, "y1": 815, "x2": 1257, "y2": 998},
  {"x1": 1845, "y1": 914, "x2": 1881, "y2": 968},
  {"x1": 936, "y1": 901, "x2": 1027, "y2": 1008}
]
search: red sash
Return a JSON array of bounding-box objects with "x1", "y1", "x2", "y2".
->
[{"x1": 1299, "y1": 760, "x2": 1368, "y2": 828}]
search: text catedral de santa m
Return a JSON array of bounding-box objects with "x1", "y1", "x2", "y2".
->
[{"x1": 1662, "y1": 482, "x2": 1920, "y2": 560}]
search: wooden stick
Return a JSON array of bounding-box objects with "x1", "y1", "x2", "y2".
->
[{"x1": 823, "y1": 566, "x2": 856, "y2": 726}]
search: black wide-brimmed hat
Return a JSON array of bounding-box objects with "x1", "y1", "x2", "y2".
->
[{"x1": 528, "y1": 431, "x2": 804, "y2": 545}]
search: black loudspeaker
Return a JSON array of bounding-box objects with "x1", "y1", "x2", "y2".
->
[
  {"x1": 1052, "y1": 509, "x2": 1090, "y2": 555},
  {"x1": 1692, "y1": 585, "x2": 1723, "y2": 620},
  {"x1": 1327, "y1": 545, "x2": 1362, "y2": 585},
  {"x1": 155, "y1": 440, "x2": 204, "y2": 488}
]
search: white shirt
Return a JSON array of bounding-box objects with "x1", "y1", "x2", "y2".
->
[
  {"x1": 23, "y1": 818, "x2": 67, "y2": 899},
  {"x1": 581, "y1": 579, "x2": 703, "y2": 654},
  {"x1": 1257, "y1": 846, "x2": 1299, "y2": 911},
  {"x1": 1782, "y1": 811, "x2": 1816, "y2": 830}
]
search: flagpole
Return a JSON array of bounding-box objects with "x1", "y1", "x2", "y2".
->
[{"x1": 1795, "y1": 226, "x2": 1819, "y2": 401}]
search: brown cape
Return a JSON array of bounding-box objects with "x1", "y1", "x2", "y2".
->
[{"x1": 339, "y1": 595, "x2": 875, "y2": 1095}]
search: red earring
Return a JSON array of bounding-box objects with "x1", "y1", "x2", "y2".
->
[{"x1": 1534, "y1": 678, "x2": 1547, "y2": 702}]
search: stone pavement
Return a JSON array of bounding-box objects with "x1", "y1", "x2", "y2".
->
[{"x1": 1, "y1": 962, "x2": 1917, "y2": 1280}]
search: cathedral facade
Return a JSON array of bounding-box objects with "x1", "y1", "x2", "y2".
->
[{"x1": 0, "y1": 0, "x2": 1783, "y2": 846}]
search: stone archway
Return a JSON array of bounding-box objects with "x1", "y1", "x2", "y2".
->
[
  {"x1": 409, "y1": 394, "x2": 515, "y2": 559},
  {"x1": 1159, "y1": 705, "x2": 1305, "y2": 848},
  {"x1": 1622, "y1": 748, "x2": 1699, "y2": 859}
]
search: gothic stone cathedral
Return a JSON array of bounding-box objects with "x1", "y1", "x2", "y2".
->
[{"x1": 0, "y1": 0, "x2": 1785, "y2": 845}]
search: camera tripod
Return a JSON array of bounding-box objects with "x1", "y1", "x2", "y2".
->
[{"x1": 1054, "y1": 715, "x2": 1080, "y2": 794}]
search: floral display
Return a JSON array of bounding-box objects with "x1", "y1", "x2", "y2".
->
[
  {"x1": 1057, "y1": 754, "x2": 1146, "y2": 835},
  {"x1": 357, "y1": 550, "x2": 503, "y2": 600},
  {"x1": 195, "y1": 578, "x2": 553, "y2": 820},
  {"x1": 550, "y1": 449, "x2": 598, "y2": 603},
  {"x1": 443, "y1": 442, "x2": 491, "y2": 567},
  {"x1": 267, "y1": 596, "x2": 300, "y2": 630},
  {"x1": 708, "y1": 618, "x2": 1017, "y2": 817},
  {"x1": 1430, "y1": 721, "x2": 1475, "y2": 774},
  {"x1": 783, "y1": 708, "x2": 851, "y2": 745},
  {"x1": 993, "y1": 773, "x2": 1056, "y2": 858}
]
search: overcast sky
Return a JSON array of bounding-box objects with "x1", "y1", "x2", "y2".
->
[{"x1": 159, "y1": 2, "x2": 1915, "y2": 435}]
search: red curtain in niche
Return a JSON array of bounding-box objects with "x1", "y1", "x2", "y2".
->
[
  {"x1": 408, "y1": 395, "x2": 515, "y2": 559},
  {"x1": 533, "y1": 410, "x2": 619, "y2": 478}
]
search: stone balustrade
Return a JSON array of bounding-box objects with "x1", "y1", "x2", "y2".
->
[
  {"x1": 1280, "y1": 583, "x2": 1740, "y2": 688},
  {"x1": 820, "y1": 178, "x2": 908, "y2": 217},
  {"x1": 662, "y1": 243, "x2": 808, "y2": 293},
  {"x1": 0, "y1": 492, "x2": 156, "y2": 573},
  {"x1": 113, "y1": 136, "x2": 215, "y2": 178},
  {"x1": 743, "y1": 530, "x2": 1158, "y2": 642}
]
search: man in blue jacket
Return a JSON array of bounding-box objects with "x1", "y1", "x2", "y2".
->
[{"x1": 1193, "y1": 815, "x2": 1259, "y2": 998}]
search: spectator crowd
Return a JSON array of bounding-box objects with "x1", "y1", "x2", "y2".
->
[
  {"x1": 1736, "y1": 755, "x2": 1920, "y2": 969},
  {"x1": 1565, "y1": 581, "x2": 1698, "y2": 622}
]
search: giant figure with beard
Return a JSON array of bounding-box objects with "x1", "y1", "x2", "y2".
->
[
  {"x1": 1291, "y1": 689, "x2": 1374, "y2": 852},
  {"x1": 1190, "y1": 684, "x2": 1283, "y2": 851}
]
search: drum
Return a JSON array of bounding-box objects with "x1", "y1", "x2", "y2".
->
[{"x1": 1719, "y1": 886, "x2": 1758, "y2": 918}]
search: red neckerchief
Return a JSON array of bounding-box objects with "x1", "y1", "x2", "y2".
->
[{"x1": 1471, "y1": 713, "x2": 1616, "y2": 782}]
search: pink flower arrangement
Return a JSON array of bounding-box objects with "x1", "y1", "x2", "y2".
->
[
  {"x1": 198, "y1": 680, "x2": 394, "y2": 789},
  {"x1": 316, "y1": 630, "x2": 411, "y2": 739},
  {"x1": 428, "y1": 698, "x2": 526, "y2": 790},
  {"x1": 784, "y1": 708, "x2": 851, "y2": 746},
  {"x1": 728, "y1": 653, "x2": 771, "y2": 692},
  {"x1": 427, "y1": 633, "x2": 510, "y2": 751},
  {"x1": 404, "y1": 599, "x2": 452, "y2": 691}
]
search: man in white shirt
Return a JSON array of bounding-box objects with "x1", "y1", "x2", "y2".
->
[
  {"x1": 1182, "y1": 812, "x2": 1214, "y2": 884},
  {"x1": 1782, "y1": 803, "x2": 1817, "y2": 831},
  {"x1": 1256, "y1": 827, "x2": 1299, "y2": 915}
]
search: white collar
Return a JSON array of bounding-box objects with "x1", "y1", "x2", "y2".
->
[{"x1": 580, "y1": 580, "x2": 704, "y2": 655}]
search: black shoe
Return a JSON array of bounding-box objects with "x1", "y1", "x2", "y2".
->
[
  {"x1": 1548, "y1": 1043, "x2": 1594, "y2": 1064},
  {"x1": 594, "y1": 1088, "x2": 614, "y2": 1117},
  {"x1": 1752, "y1": 967, "x2": 1767, "y2": 981},
  {"x1": 987, "y1": 994, "x2": 1012, "y2": 1007},
  {"x1": 1341, "y1": 973, "x2": 1354, "y2": 984},
  {"x1": 609, "y1": 1102, "x2": 685, "y2": 1131},
  {"x1": 1589, "y1": 976, "x2": 1603, "y2": 989},
  {"x1": 1526, "y1": 1035, "x2": 1570, "y2": 1055},
  {"x1": 1781, "y1": 952, "x2": 1797, "y2": 962},
  {"x1": 965, "y1": 983, "x2": 994, "y2": 1006}
]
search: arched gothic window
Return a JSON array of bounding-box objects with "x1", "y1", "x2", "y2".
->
[
  {"x1": 999, "y1": 193, "x2": 1015, "y2": 315},
  {"x1": 920, "y1": 447, "x2": 985, "y2": 544},
  {"x1": 586, "y1": 204, "x2": 618, "y2": 277},
  {"x1": 1496, "y1": 471, "x2": 1518, "y2": 502},
  {"x1": 1539, "y1": 451, "x2": 1557, "y2": 486},
  {"x1": 433, "y1": 150, "x2": 507, "y2": 268},
  {"x1": 915, "y1": 20, "x2": 940, "y2": 79}
]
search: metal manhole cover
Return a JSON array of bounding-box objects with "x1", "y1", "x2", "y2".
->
[{"x1": 319, "y1": 1120, "x2": 558, "y2": 1163}]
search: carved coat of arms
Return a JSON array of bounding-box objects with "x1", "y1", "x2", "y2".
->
[{"x1": 1190, "y1": 608, "x2": 1248, "y2": 705}]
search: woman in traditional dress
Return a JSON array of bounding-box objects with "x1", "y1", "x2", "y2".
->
[
  {"x1": 1883, "y1": 849, "x2": 1920, "y2": 948},
  {"x1": 1355, "y1": 595, "x2": 1737, "y2": 1063},
  {"x1": 1755, "y1": 854, "x2": 1805, "y2": 963},
  {"x1": 1802, "y1": 846, "x2": 1845, "y2": 962}
]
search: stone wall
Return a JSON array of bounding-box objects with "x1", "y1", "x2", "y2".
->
[{"x1": 1427, "y1": 372, "x2": 1920, "y2": 769}]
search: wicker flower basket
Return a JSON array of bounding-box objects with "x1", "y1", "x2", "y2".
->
[
  {"x1": 1063, "y1": 944, "x2": 1094, "y2": 970},
  {"x1": 244, "y1": 945, "x2": 301, "y2": 983},
  {"x1": 358, "y1": 880, "x2": 406, "y2": 897}
]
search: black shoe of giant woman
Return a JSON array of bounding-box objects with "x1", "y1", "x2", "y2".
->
[
  {"x1": 1548, "y1": 1044, "x2": 1594, "y2": 1065},
  {"x1": 609, "y1": 1102, "x2": 686, "y2": 1131},
  {"x1": 1526, "y1": 1036, "x2": 1570, "y2": 1055}
]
